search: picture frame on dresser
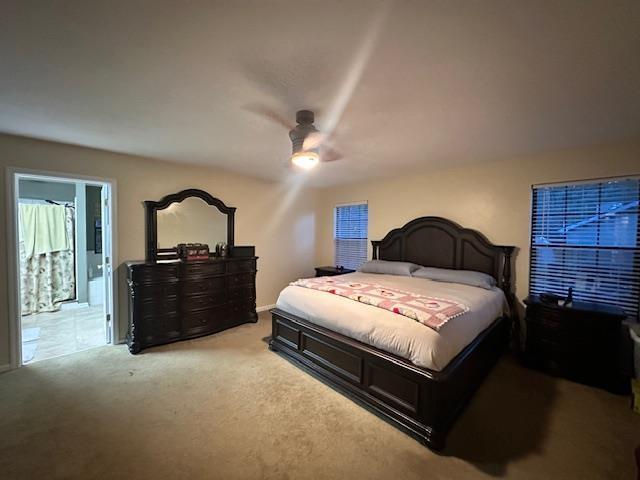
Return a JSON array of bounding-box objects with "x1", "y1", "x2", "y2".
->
[{"x1": 125, "y1": 189, "x2": 258, "y2": 354}]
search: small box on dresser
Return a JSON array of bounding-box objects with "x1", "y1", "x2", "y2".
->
[
  {"x1": 523, "y1": 294, "x2": 629, "y2": 394},
  {"x1": 126, "y1": 256, "x2": 258, "y2": 354}
]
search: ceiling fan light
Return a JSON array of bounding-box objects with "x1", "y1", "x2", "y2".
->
[{"x1": 291, "y1": 151, "x2": 319, "y2": 170}]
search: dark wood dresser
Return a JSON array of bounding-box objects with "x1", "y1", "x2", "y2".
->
[
  {"x1": 523, "y1": 294, "x2": 628, "y2": 393},
  {"x1": 126, "y1": 257, "x2": 258, "y2": 353}
]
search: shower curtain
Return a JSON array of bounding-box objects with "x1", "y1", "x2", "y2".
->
[{"x1": 19, "y1": 204, "x2": 76, "y2": 315}]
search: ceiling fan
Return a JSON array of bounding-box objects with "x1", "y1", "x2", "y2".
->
[{"x1": 249, "y1": 106, "x2": 343, "y2": 170}]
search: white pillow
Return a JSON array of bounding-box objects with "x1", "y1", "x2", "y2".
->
[
  {"x1": 412, "y1": 266, "x2": 496, "y2": 290},
  {"x1": 358, "y1": 260, "x2": 420, "y2": 276}
]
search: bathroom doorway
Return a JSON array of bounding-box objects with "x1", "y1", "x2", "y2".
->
[{"x1": 7, "y1": 171, "x2": 115, "y2": 366}]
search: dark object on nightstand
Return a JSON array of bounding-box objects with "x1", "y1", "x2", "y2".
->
[
  {"x1": 315, "y1": 266, "x2": 356, "y2": 277},
  {"x1": 523, "y1": 294, "x2": 629, "y2": 394}
]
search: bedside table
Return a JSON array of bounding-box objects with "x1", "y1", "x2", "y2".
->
[
  {"x1": 315, "y1": 266, "x2": 355, "y2": 277},
  {"x1": 523, "y1": 294, "x2": 628, "y2": 393}
]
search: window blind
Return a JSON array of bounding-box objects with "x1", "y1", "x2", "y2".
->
[
  {"x1": 530, "y1": 177, "x2": 640, "y2": 319},
  {"x1": 334, "y1": 202, "x2": 368, "y2": 270}
]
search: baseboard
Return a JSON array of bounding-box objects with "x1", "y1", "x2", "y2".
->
[
  {"x1": 256, "y1": 304, "x2": 276, "y2": 313},
  {"x1": 0, "y1": 364, "x2": 12, "y2": 374}
]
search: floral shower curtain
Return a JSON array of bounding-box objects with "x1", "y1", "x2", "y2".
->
[{"x1": 19, "y1": 204, "x2": 76, "y2": 315}]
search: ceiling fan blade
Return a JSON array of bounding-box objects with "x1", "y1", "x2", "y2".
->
[
  {"x1": 321, "y1": 147, "x2": 343, "y2": 162},
  {"x1": 244, "y1": 104, "x2": 293, "y2": 129}
]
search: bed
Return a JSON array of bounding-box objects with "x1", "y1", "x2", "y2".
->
[{"x1": 269, "y1": 216, "x2": 515, "y2": 450}]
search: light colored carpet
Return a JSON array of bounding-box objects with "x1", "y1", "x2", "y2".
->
[{"x1": 1, "y1": 312, "x2": 639, "y2": 479}]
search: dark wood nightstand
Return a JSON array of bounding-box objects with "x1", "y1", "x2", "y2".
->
[
  {"x1": 315, "y1": 266, "x2": 355, "y2": 277},
  {"x1": 523, "y1": 294, "x2": 628, "y2": 393}
]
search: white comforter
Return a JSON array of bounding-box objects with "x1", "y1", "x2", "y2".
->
[{"x1": 276, "y1": 272, "x2": 508, "y2": 371}]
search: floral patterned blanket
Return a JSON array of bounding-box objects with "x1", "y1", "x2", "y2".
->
[{"x1": 290, "y1": 277, "x2": 470, "y2": 331}]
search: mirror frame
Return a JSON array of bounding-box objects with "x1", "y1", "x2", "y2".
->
[{"x1": 144, "y1": 188, "x2": 236, "y2": 261}]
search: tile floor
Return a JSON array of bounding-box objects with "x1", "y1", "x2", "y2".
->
[{"x1": 21, "y1": 304, "x2": 106, "y2": 364}]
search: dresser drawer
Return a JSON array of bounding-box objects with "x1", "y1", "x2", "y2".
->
[
  {"x1": 228, "y1": 285, "x2": 256, "y2": 302},
  {"x1": 228, "y1": 301, "x2": 257, "y2": 324},
  {"x1": 526, "y1": 304, "x2": 565, "y2": 324},
  {"x1": 182, "y1": 307, "x2": 228, "y2": 333},
  {"x1": 526, "y1": 315, "x2": 602, "y2": 348},
  {"x1": 134, "y1": 283, "x2": 179, "y2": 302},
  {"x1": 227, "y1": 259, "x2": 256, "y2": 273},
  {"x1": 526, "y1": 320, "x2": 575, "y2": 345},
  {"x1": 527, "y1": 334, "x2": 574, "y2": 355},
  {"x1": 181, "y1": 276, "x2": 226, "y2": 295},
  {"x1": 131, "y1": 264, "x2": 178, "y2": 285},
  {"x1": 180, "y1": 261, "x2": 226, "y2": 278},
  {"x1": 229, "y1": 300, "x2": 254, "y2": 313},
  {"x1": 138, "y1": 296, "x2": 179, "y2": 319},
  {"x1": 139, "y1": 313, "x2": 181, "y2": 340},
  {"x1": 228, "y1": 272, "x2": 255, "y2": 288},
  {"x1": 180, "y1": 292, "x2": 227, "y2": 312}
]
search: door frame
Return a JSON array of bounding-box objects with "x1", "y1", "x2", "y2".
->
[{"x1": 5, "y1": 167, "x2": 119, "y2": 369}]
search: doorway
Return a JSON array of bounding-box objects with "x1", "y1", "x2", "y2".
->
[{"x1": 7, "y1": 171, "x2": 116, "y2": 366}]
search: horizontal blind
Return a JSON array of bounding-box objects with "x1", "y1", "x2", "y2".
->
[
  {"x1": 334, "y1": 203, "x2": 368, "y2": 270},
  {"x1": 530, "y1": 178, "x2": 640, "y2": 319}
]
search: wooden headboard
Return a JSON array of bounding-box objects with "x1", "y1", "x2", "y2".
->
[{"x1": 371, "y1": 217, "x2": 515, "y2": 297}]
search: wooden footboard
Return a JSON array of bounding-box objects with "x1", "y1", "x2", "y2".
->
[{"x1": 269, "y1": 308, "x2": 509, "y2": 450}]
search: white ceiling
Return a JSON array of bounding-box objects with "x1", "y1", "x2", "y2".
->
[{"x1": 1, "y1": 1, "x2": 639, "y2": 186}]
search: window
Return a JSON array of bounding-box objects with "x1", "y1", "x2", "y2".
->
[
  {"x1": 334, "y1": 202, "x2": 368, "y2": 270},
  {"x1": 530, "y1": 177, "x2": 639, "y2": 319}
]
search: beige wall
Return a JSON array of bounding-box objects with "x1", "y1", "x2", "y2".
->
[
  {"x1": 316, "y1": 140, "x2": 640, "y2": 306},
  {"x1": 2, "y1": 133, "x2": 639, "y2": 368},
  {"x1": 0, "y1": 134, "x2": 319, "y2": 367}
]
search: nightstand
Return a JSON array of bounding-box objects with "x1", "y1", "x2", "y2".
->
[
  {"x1": 523, "y1": 294, "x2": 628, "y2": 393},
  {"x1": 315, "y1": 266, "x2": 355, "y2": 277}
]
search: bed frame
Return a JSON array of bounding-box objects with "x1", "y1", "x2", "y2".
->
[{"x1": 269, "y1": 217, "x2": 515, "y2": 450}]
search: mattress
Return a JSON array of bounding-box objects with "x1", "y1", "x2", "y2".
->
[{"x1": 276, "y1": 272, "x2": 508, "y2": 371}]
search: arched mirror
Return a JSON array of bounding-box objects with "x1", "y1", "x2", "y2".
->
[{"x1": 144, "y1": 189, "x2": 235, "y2": 261}]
